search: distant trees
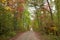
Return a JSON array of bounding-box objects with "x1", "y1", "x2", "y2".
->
[
  {"x1": 0, "y1": 4, "x2": 16, "y2": 40},
  {"x1": 0, "y1": 0, "x2": 28, "y2": 40},
  {"x1": 55, "y1": 0, "x2": 60, "y2": 27},
  {"x1": 0, "y1": 0, "x2": 60, "y2": 40},
  {"x1": 28, "y1": 0, "x2": 60, "y2": 36}
]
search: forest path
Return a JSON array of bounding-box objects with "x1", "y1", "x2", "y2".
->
[{"x1": 10, "y1": 31, "x2": 41, "y2": 40}]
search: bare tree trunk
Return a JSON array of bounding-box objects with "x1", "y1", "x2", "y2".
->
[{"x1": 46, "y1": 0, "x2": 53, "y2": 22}]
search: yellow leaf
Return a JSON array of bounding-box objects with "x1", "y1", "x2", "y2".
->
[
  {"x1": 2, "y1": 0, "x2": 6, "y2": 3},
  {"x1": 4, "y1": 6, "x2": 12, "y2": 11},
  {"x1": 52, "y1": 27, "x2": 57, "y2": 30}
]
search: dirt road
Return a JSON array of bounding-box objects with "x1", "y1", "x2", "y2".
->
[{"x1": 11, "y1": 31, "x2": 40, "y2": 40}]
